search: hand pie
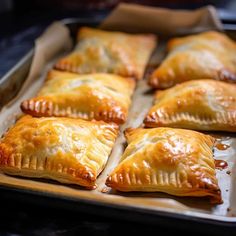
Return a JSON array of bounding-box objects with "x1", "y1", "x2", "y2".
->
[
  {"x1": 21, "y1": 70, "x2": 135, "y2": 124},
  {"x1": 149, "y1": 31, "x2": 236, "y2": 89},
  {"x1": 0, "y1": 116, "x2": 118, "y2": 188},
  {"x1": 54, "y1": 27, "x2": 157, "y2": 80},
  {"x1": 106, "y1": 127, "x2": 222, "y2": 203},
  {"x1": 144, "y1": 80, "x2": 236, "y2": 132}
]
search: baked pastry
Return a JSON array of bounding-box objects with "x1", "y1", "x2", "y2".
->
[
  {"x1": 54, "y1": 27, "x2": 157, "y2": 80},
  {"x1": 106, "y1": 127, "x2": 222, "y2": 204},
  {"x1": 0, "y1": 115, "x2": 118, "y2": 188},
  {"x1": 144, "y1": 80, "x2": 236, "y2": 132},
  {"x1": 21, "y1": 70, "x2": 135, "y2": 124},
  {"x1": 149, "y1": 31, "x2": 236, "y2": 89}
]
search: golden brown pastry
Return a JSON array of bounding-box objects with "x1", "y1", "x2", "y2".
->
[
  {"x1": 106, "y1": 127, "x2": 222, "y2": 204},
  {"x1": 149, "y1": 31, "x2": 236, "y2": 89},
  {"x1": 54, "y1": 27, "x2": 157, "y2": 80},
  {"x1": 144, "y1": 80, "x2": 236, "y2": 132},
  {"x1": 21, "y1": 70, "x2": 135, "y2": 124},
  {"x1": 0, "y1": 116, "x2": 118, "y2": 188}
]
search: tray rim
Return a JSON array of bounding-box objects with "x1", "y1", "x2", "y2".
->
[{"x1": 0, "y1": 17, "x2": 236, "y2": 229}]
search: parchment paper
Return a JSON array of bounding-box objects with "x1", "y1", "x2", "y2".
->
[
  {"x1": 0, "y1": 4, "x2": 235, "y2": 222},
  {"x1": 100, "y1": 3, "x2": 223, "y2": 35},
  {"x1": 28, "y1": 21, "x2": 72, "y2": 81}
]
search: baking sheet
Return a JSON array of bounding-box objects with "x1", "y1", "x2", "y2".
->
[{"x1": 0, "y1": 32, "x2": 235, "y2": 224}]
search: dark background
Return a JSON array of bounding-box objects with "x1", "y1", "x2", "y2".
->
[
  {"x1": 0, "y1": 1, "x2": 236, "y2": 235},
  {"x1": 1, "y1": 0, "x2": 236, "y2": 36}
]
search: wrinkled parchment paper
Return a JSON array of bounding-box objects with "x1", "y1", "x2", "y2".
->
[
  {"x1": 100, "y1": 3, "x2": 223, "y2": 35},
  {"x1": 28, "y1": 22, "x2": 72, "y2": 80}
]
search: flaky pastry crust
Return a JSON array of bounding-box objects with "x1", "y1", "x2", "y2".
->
[
  {"x1": 106, "y1": 127, "x2": 222, "y2": 204},
  {"x1": 144, "y1": 80, "x2": 236, "y2": 132},
  {"x1": 0, "y1": 116, "x2": 118, "y2": 188},
  {"x1": 55, "y1": 27, "x2": 157, "y2": 80},
  {"x1": 149, "y1": 31, "x2": 236, "y2": 88},
  {"x1": 21, "y1": 70, "x2": 135, "y2": 124}
]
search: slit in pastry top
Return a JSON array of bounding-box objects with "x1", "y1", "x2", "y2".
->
[
  {"x1": 54, "y1": 27, "x2": 157, "y2": 80},
  {"x1": 144, "y1": 80, "x2": 236, "y2": 132},
  {"x1": 148, "y1": 31, "x2": 236, "y2": 89},
  {"x1": 21, "y1": 70, "x2": 135, "y2": 124},
  {"x1": 106, "y1": 127, "x2": 222, "y2": 204}
]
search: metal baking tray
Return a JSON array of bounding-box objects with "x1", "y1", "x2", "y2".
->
[{"x1": 0, "y1": 18, "x2": 236, "y2": 234}]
